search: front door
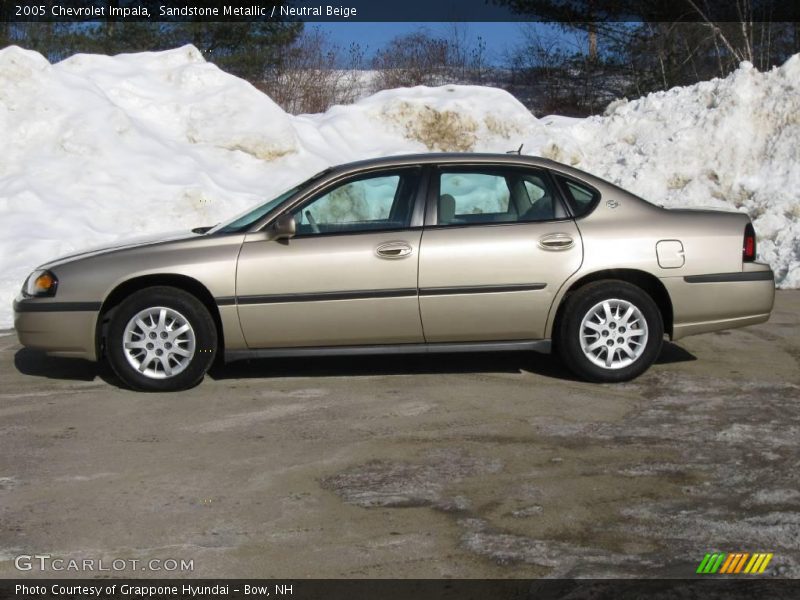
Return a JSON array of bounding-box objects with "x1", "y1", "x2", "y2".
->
[
  {"x1": 236, "y1": 168, "x2": 425, "y2": 348},
  {"x1": 418, "y1": 166, "x2": 583, "y2": 342}
]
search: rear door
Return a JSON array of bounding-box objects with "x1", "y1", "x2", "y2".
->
[{"x1": 418, "y1": 165, "x2": 583, "y2": 342}]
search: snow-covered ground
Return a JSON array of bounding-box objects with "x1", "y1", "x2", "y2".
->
[{"x1": 0, "y1": 44, "x2": 798, "y2": 329}]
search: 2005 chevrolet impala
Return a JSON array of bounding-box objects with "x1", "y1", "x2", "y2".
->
[{"x1": 14, "y1": 153, "x2": 775, "y2": 391}]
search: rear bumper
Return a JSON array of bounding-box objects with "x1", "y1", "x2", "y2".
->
[
  {"x1": 13, "y1": 298, "x2": 99, "y2": 360},
  {"x1": 661, "y1": 264, "x2": 775, "y2": 340}
]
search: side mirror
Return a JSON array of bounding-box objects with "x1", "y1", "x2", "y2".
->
[{"x1": 270, "y1": 213, "x2": 296, "y2": 241}]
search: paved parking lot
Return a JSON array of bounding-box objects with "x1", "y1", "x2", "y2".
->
[{"x1": 1, "y1": 291, "x2": 798, "y2": 578}]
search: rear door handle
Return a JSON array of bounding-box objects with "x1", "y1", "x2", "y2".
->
[
  {"x1": 376, "y1": 241, "x2": 413, "y2": 259},
  {"x1": 538, "y1": 233, "x2": 575, "y2": 251}
]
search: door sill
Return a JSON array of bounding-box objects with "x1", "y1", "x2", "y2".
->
[{"x1": 225, "y1": 340, "x2": 551, "y2": 362}]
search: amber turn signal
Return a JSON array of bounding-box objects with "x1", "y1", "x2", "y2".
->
[
  {"x1": 35, "y1": 272, "x2": 55, "y2": 291},
  {"x1": 24, "y1": 269, "x2": 58, "y2": 297}
]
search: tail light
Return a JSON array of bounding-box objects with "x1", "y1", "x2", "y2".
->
[{"x1": 743, "y1": 223, "x2": 756, "y2": 262}]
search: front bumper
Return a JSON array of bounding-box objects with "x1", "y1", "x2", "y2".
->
[
  {"x1": 13, "y1": 297, "x2": 100, "y2": 360},
  {"x1": 661, "y1": 264, "x2": 775, "y2": 340}
]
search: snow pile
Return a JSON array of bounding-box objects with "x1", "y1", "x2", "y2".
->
[
  {"x1": 538, "y1": 56, "x2": 800, "y2": 288},
  {"x1": 1, "y1": 45, "x2": 798, "y2": 328},
  {"x1": 0, "y1": 45, "x2": 306, "y2": 328}
]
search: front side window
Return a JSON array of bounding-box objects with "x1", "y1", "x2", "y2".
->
[
  {"x1": 292, "y1": 169, "x2": 420, "y2": 236},
  {"x1": 436, "y1": 168, "x2": 564, "y2": 226}
]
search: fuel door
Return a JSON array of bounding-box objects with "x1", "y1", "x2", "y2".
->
[{"x1": 657, "y1": 240, "x2": 685, "y2": 269}]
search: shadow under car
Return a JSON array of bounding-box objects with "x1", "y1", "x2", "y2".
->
[{"x1": 14, "y1": 342, "x2": 696, "y2": 387}]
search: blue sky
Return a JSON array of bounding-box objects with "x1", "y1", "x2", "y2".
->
[{"x1": 314, "y1": 22, "x2": 568, "y2": 66}]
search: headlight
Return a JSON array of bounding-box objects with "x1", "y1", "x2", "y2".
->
[{"x1": 23, "y1": 269, "x2": 59, "y2": 297}]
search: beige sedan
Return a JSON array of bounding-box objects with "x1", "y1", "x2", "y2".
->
[{"x1": 14, "y1": 153, "x2": 775, "y2": 391}]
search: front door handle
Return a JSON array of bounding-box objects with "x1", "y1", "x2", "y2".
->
[
  {"x1": 538, "y1": 233, "x2": 575, "y2": 251},
  {"x1": 376, "y1": 241, "x2": 413, "y2": 259}
]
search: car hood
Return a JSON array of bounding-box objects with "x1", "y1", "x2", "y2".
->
[{"x1": 39, "y1": 230, "x2": 204, "y2": 269}]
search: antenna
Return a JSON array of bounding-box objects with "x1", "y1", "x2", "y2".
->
[{"x1": 506, "y1": 144, "x2": 524, "y2": 155}]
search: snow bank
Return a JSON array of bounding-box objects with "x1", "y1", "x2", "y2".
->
[
  {"x1": 0, "y1": 45, "x2": 798, "y2": 328},
  {"x1": 537, "y1": 56, "x2": 800, "y2": 289}
]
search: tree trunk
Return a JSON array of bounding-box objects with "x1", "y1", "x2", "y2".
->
[{"x1": 588, "y1": 26, "x2": 597, "y2": 62}]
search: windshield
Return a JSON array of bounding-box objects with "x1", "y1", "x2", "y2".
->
[
  {"x1": 210, "y1": 168, "x2": 333, "y2": 235},
  {"x1": 211, "y1": 186, "x2": 301, "y2": 234}
]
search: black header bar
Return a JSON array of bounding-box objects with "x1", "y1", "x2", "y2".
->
[
  {"x1": 2, "y1": 579, "x2": 800, "y2": 600},
  {"x1": 3, "y1": 0, "x2": 800, "y2": 23}
]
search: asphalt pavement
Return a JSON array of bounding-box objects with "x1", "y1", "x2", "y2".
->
[{"x1": 1, "y1": 291, "x2": 798, "y2": 578}]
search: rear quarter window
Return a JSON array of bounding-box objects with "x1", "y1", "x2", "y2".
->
[{"x1": 555, "y1": 175, "x2": 600, "y2": 218}]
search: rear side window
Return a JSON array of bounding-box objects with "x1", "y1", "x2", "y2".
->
[
  {"x1": 436, "y1": 168, "x2": 566, "y2": 226},
  {"x1": 555, "y1": 175, "x2": 600, "y2": 217},
  {"x1": 440, "y1": 172, "x2": 511, "y2": 215}
]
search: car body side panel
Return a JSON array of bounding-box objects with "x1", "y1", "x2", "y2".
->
[
  {"x1": 218, "y1": 305, "x2": 248, "y2": 351},
  {"x1": 14, "y1": 309, "x2": 98, "y2": 359},
  {"x1": 542, "y1": 183, "x2": 773, "y2": 340},
  {"x1": 38, "y1": 234, "x2": 244, "y2": 306},
  {"x1": 662, "y1": 262, "x2": 775, "y2": 339},
  {"x1": 15, "y1": 234, "x2": 246, "y2": 360},
  {"x1": 418, "y1": 221, "x2": 583, "y2": 342},
  {"x1": 236, "y1": 230, "x2": 425, "y2": 348},
  {"x1": 568, "y1": 191, "x2": 750, "y2": 278}
]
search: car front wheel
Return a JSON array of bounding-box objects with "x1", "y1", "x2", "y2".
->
[
  {"x1": 106, "y1": 286, "x2": 217, "y2": 391},
  {"x1": 556, "y1": 280, "x2": 663, "y2": 382}
]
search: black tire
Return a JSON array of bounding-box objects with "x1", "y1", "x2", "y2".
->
[
  {"x1": 556, "y1": 280, "x2": 663, "y2": 383},
  {"x1": 106, "y1": 286, "x2": 217, "y2": 391}
]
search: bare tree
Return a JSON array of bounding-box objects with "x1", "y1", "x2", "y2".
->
[
  {"x1": 261, "y1": 27, "x2": 366, "y2": 114},
  {"x1": 686, "y1": 0, "x2": 756, "y2": 64},
  {"x1": 371, "y1": 30, "x2": 451, "y2": 89},
  {"x1": 371, "y1": 26, "x2": 489, "y2": 91}
]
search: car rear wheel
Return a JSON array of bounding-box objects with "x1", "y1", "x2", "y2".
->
[
  {"x1": 556, "y1": 280, "x2": 663, "y2": 382},
  {"x1": 106, "y1": 286, "x2": 217, "y2": 391}
]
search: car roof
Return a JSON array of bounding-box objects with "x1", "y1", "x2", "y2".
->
[
  {"x1": 325, "y1": 153, "x2": 611, "y2": 190},
  {"x1": 329, "y1": 152, "x2": 562, "y2": 173}
]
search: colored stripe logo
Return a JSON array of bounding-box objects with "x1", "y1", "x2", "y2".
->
[{"x1": 696, "y1": 552, "x2": 773, "y2": 574}]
